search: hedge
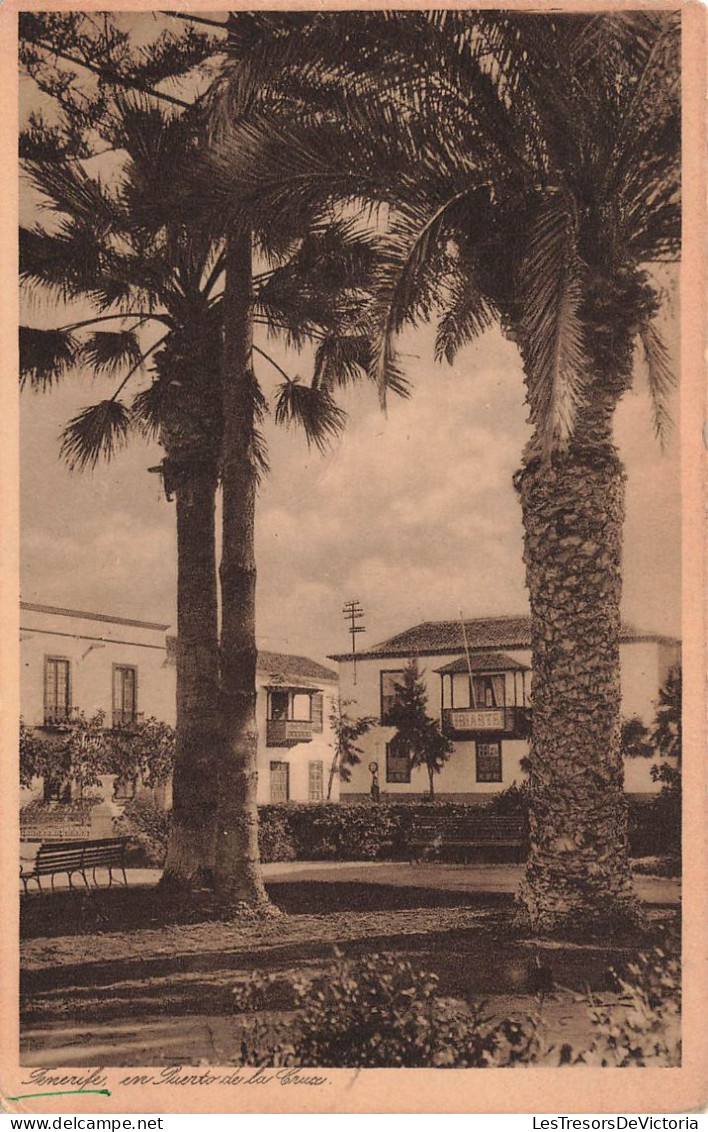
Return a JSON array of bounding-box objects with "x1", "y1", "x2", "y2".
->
[{"x1": 111, "y1": 791, "x2": 679, "y2": 868}]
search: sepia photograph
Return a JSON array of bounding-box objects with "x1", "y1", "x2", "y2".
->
[{"x1": 6, "y1": 1, "x2": 704, "y2": 1115}]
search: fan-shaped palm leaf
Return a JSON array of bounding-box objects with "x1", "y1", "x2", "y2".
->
[
  {"x1": 20, "y1": 326, "x2": 79, "y2": 391},
  {"x1": 79, "y1": 330, "x2": 143, "y2": 375},
  {"x1": 274, "y1": 378, "x2": 347, "y2": 453},
  {"x1": 60, "y1": 399, "x2": 132, "y2": 470}
]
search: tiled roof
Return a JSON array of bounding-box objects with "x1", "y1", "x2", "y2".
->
[
  {"x1": 435, "y1": 651, "x2": 529, "y2": 675},
  {"x1": 257, "y1": 649, "x2": 337, "y2": 684},
  {"x1": 163, "y1": 639, "x2": 336, "y2": 683},
  {"x1": 328, "y1": 615, "x2": 680, "y2": 661}
]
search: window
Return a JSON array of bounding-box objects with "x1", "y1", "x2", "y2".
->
[
  {"x1": 471, "y1": 675, "x2": 505, "y2": 709},
  {"x1": 380, "y1": 670, "x2": 405, "y2": 722},
  {"x1": 44, "y1": 657, "x2": 71, "y2": 725},
  {"x1": 113, "y1": 773, "x2": 138, "y2": 801},
  {"x1": 270, "y1": 760, "x2": 290, "y2": 803},
  {"x1": 269, "y1": 690, "x2": 289, "y2": 720},
  {"x1": 476, "y1": 741, "x2": 502, "y2": 783},
  {"x1": 308, "y1": 760, "x2": 324, "y2": 802},
  {"x1": 113, "y1": 666, "x2": 138, "y2": 727},
  {"x1": 291, "y1": 693, "x2": 311, "y2": 721},
  {"x1": 386, "y1": 735, "x2": 411, "y2": 783},
  {"x1": 267, "y1": 690, "x2": 314, "y2": 721}
]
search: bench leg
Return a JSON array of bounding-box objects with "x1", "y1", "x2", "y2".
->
[{"x1": 80, "y1": 870, "x2": 90, "y2": 888}]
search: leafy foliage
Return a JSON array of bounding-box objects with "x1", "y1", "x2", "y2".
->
[
  {"x1": 620, "y1": 716, "x2": 655, "y2": 759},
  {"x1": 19, "y1": 715, "x2": 175, "y2": 798},
  {"x1": 234, "y1": 950, "x2": 543, "y2": 1068},
  {"x1": 107, "y1": 716, "x2": 175, "y2": 790},
  {"x1": 651, "y1": 666, "x2": 681, "y2": 763},
  {"x1": 573, "y1": 949, "x2": 681, "y2": 1067},
  {"x1": 387, "y1": 660, "x2": 453, "y2": 796},
  {"x1": 19, "y1": 711, "x2": 109, "y2": 796},
  {"x1": 326, "y1": 697, "x2": 377, "y2": 797},
  {"x1": 113, "y1": 798, "x2": 172, "y2": 867},
  {"x1": 231, "y1": 945, "x2": 680, "y2": 1067}
]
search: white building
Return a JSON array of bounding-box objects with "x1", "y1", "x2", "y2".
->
[
  {"x1": 20, "y1": 602, "x2": 340, "y2": 816},
  {"x1": 328, "y1": 615, "x2": 680, "y2": 802}
]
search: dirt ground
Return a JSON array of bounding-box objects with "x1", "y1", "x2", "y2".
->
[{"x1": 20, "y1": 862, "x2": 680, "y2": 1068}]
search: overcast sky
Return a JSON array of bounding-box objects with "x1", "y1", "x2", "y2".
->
[
  {"x1": 21, "y1": 297, "x2": 680, "y2": 665},
  {"x1": 19, "y1": 15, "x2": 681, "y2": 665}
]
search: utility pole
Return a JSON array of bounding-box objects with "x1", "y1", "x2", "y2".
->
[{"x1": 342, "y1": 599, "x2": 365, "y2": 685}]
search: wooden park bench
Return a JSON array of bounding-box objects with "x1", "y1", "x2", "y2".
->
[
  {"x1": 20, "y1": 837, "x2": 129, "y2": 894},
  {"x1": 410, "y1": 813, "x2": 526, "y2": 864}
]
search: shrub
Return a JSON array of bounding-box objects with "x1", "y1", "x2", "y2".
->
[
  {"x1": 231, "y1": 947, "x2": 680, "y2": 1068},
  {"x1": 571, "y1": 948, "x2": 681, "y2": 1067},
  {"x1": 283, "y1": 803, "x2": 406, "y2": 861},
  {"x1": 487, "y1": 781, "x2": 530, "y2": 816},
  {"x1": 628, "y1": 770, "x2": 680, "y2": 862},
  {"x1": 258, "y1": 808, "x2": 296, "y2": 863},
  {"x1": 113, "y1": 798, "x2": 170, "y2": 866},
  {"x1": 234, "y1": 951, "x2": 542, "y2": 1067}
]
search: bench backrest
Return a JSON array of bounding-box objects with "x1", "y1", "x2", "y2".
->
[
  {"x1": 411, "y1": 815, "x2": 525, "y2": 840},
  {"x1": 34, "y1": 837, "x2": 128, "y2": 873}
]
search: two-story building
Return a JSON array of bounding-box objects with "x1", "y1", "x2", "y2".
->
[
  {"x1": 328, "y1": 615, "x2": 681, "y2": 803},
  {"x1": 20, "y1": 601, "x2": 340, "y2": 821}
]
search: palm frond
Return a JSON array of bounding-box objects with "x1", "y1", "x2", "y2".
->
[
  {"x1": 274, "y1": 379, "x2": 347, "y2": 453},
  {"x1": 518, "y1": 193, "x2": 586, "y2": 455},
  {"x1": 313, "y1": 333, "x2": 411, "y2": 400},
  {"x1": 313, "y1": 334, "x2": 370, "y2": 389},
  {"x1": 79, "y1": 330, "x2": 143, "y2": 376},
  {"x1": 60, "y1": 399, "x2": 132, "y2": 471},
  {"x1": 130, "y1": 381, "x2": 169, "y2": 441},
  {"x1": 20, "y1": 225, "x2": 103, "y2": 301},
  {"x1": 251, "y1": 428, "x2": 270, "y2": 481},
  {"x1": 435, "y1": 266, "x2": 496, "y2": 365},
  {"x1": 19, "y1": 326, "x2": 78, "y2": 391},
  {"x1": 24, "y1": 159, "x2": 117, "y2": 234},
  {"x1": 638, "y1": 317, "x2": 675, "y2": 445}
]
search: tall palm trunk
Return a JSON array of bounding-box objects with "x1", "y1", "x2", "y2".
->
[
  {"x1": 214, "y1": 227, "x2": 270, "y2": 908},
  {"x1": 515, "y1": 408, "x2": 638, "y2": 934},
  {"x1": 161, "y1": 459, "x2": 221, "y2": 888}
]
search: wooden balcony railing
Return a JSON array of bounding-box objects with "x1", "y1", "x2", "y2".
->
[
  {"x1": 266, "y1": 719, "x2": 313, "y2": 747},
  {"x1": 442, "y1": 706, "x2": 531, "y2": 739}
]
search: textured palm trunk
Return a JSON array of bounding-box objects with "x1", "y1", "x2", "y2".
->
[
  {"x1": 515, "y1": 426, "x2": 638, "y2": 934},
  {"x1": 161, "y1": 461, "x2": 221, "y2": 889},
  {"x1": 214, "y1": 227, "x2": 270, "y2": 908}
]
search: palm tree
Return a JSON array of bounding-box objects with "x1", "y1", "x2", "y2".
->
[
  {"x1": 208, "y1": 10, "x2": 680, "y2": 931},
  {"x1": 20, "y1": 94, "x2": 387, "y2": 901}
]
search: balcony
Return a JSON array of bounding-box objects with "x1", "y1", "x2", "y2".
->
[
  {"x1": 266, "y1": 718, "x2": 313, "y2": 747},
  {"x1": 442, "y1": 706, "x2": 531, "y2": 739}
]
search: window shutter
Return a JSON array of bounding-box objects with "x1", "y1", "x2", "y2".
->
[{"x1": 311, "y1": 692, "x2": 324, "y2": 732}]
